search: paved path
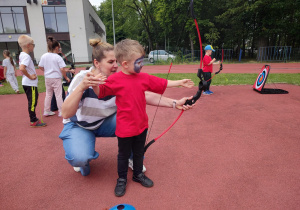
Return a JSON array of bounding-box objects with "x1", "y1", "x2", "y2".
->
[
  {"x1": 1, "y1": 83, "x2": 299, "y2": 209},
  {"x1": 21, "y1": 63, "x2": 300, "y2": 76}
]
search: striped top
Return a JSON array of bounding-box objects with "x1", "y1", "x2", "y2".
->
[{"x1": 63, "y1": 67, "x2": 117, "y2": 130}]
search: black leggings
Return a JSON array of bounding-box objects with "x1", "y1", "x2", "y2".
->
[{"x1": 117, "y1": 129, "x2": 147, "y2": 178}]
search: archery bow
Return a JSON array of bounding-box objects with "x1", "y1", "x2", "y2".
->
[
  {"x1": 144, "y1": 0, "x2": 206, "y2": 153},
  {"x1": 183, "y1": 0, "x2": 207, "y2": 105}
]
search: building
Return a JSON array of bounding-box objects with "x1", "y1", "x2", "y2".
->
[{"x1": 0, "y1": 0, "x2": 106, "y2": 65}]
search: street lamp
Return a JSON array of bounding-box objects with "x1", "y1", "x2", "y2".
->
[{"x1": 111, "y1": 0, "x2": 116, "y2": 45}]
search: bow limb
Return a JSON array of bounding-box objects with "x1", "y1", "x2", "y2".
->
[
  {"x1": 184, "y1": 0, "x2": 206, "y2": 106},
  {"x1": 144, "y1": 110, "x2": 184, "y2": 153}
]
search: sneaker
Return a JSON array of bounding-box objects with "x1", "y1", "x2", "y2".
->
[
  {"x1": 30, "y1": 120, "x2": 47, "y2": 128},
  {"x1": 114, "y1": 178, "x2": 127, "y2": 197},
  {"x1": 203, "y1": 91, "x2": 209, "y2": 95},
  {"x1": 58, "y1": 112, "x2": 62, "y2": 117},
  {"x1": 208, "y1": 90, "x2": 214, "y2": 94},
  {"x1": 73, "y1": 167, "x2": 81, "y2": 172},
  {"x1": 16, "y1": 90, "x2": 20, "y2": 94},
  {"x1": 132, "y1": 173, "x2": 154, "y2": 187},
  {"x1": 43, "y1": 111, "x2": 56, "y2": 117},
  {"x1": 128, "y1": 159, "x2": 146, "y2": 173}
]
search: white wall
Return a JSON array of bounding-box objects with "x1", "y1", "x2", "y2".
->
[
  {"x1": 26, "y1": 2, "x2": 48, "y2": 63},
  {"x1": 66, "y1": 0, "x2": 89, "y2": 63},
  {"x1": 67, "y1": 0, "x2": 106, "y2": 63},
  {"x1": 82, "y1": 0, "x2": 106, "y2": 62},
  {"x1": 0, "y1": 0, "x2": 26, "y2": 7}
]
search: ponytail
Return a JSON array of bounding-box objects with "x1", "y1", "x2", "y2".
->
[
  {"x1": 89, "y1": 38, "x2": 114, "y2": 64},
  {"x1": 47, "y1": 36, "x2": 60, "y2": 52},
  {"x1": 3, "y1": 50, "x2": 14, "y2": 66}
]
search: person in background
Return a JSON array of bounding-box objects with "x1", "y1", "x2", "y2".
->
[
  {"x1": 2, "y1": 50, "x2": 19, "y2": 93},
  {"x1": 39, "y1": 36, "x2": 70, "y2": 117},
  {"x1": 202, "y1": 45, "x2": 220, "y2": 95},
  {"x1": 18, "y1": 35, "x2": 46, "y2": 127}
]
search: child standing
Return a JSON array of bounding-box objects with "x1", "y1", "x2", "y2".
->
[
  {"x1": 203, "y1": 45, "x2": 219, "y2": 95},
  {"x1": 93, "y1": 39, "x2": 194, "y2": 197},
  {"x1": 18, "y1": 35, "x2": 46, "y2": 127},
  {"x1": 39, "y1": 36, "x2": 69, "y2": 117},
  {"x1": 2, "y1": 50, "x2": 19, "y2": 93}
]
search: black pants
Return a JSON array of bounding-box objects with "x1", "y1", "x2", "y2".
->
[
  {"x1": 117, "y1": 129, "x2": 147, "y2": 179},
  {"x1": 203, "y1": 72, "x2": 212, "y2": 91},
  {"x1": 23, "y1": 85, "x2": 39, "y2": 123},
  {"x1": 51, "y1": 85, "x2": 66, "y2": 111}
]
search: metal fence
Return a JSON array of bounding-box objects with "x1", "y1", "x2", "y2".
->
[{"x1": 257, "y1": 46, "x2": 292, "y2": 62}]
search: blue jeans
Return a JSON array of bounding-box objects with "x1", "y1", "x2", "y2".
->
[{"x1": 59, "y1": 113, "x2": 116, "y2": 176}]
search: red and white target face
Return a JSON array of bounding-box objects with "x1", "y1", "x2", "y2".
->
[{"x1": 253, "y1": 66, "x2": 270, "y2": 91}]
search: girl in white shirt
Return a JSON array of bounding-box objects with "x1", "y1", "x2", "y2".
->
[
  {"x1": 39, "y1": 36, "x2": 70, "y2": 117},
  {"x1": 2, "y1": 50, "x2": 19, "y2": 93}
]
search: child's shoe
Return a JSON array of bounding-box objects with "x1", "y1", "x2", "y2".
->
[
  {"x1": 114, "y1": 178, "x2": 127, "y2": 197},
  {"x1": 128, "y1": 159, "x2": 147, "y2": 173},
  {"x1": 132, "y1": 173, "x2": 153, "y2": 187},
  {"x1": 30, "y1": 120, "x2": 47, "y2": 128},
  {"x1": 73, "y1": 167, "x2": 81, "y2": 172},
  {"x1": 44, "y1": 111, "x2": 56, "y2": 117}
]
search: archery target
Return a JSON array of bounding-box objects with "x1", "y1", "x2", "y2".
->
[{"x1": 253, "y1": 65, "x2": 270, "y2": 91}]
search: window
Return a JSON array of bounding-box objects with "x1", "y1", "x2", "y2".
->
[
  {"x1": 43, "y1": 6, "x2": 69, "y2": 33},
  {"x1": 58, "y1": 40, "x2": 73, "y2": 64},
  {"x1": 0, "y1": 7, "x2": 27, "y2": 34},
  {"x1": 0, "y1": 42, "x2": 22, "y2": 64}
]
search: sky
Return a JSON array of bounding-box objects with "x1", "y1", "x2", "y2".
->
[{"x1": 89, "y1": 0, "x2": 105, "y2": 7}]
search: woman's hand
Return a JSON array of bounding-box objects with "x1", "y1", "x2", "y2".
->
[
  {"x1": 175, "y1": 96, "x2": 195, "y2": 111},
  {"x1": 180, "y1": 79, "x2": 194, "y2": 88},
  {"x1": 78, "y1": 72, "x2": 106, "y2": 92}
]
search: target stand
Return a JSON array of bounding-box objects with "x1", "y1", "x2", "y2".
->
[{"x1": 253, "y1": 65, "x2": 288, "y2": 94}]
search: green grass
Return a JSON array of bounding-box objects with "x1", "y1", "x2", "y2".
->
[
  {"x1": 0, "y1": 76, "x2": 68, "y2": 95},
  {"x1": 1, "y1": 73, "x2": 299, "y2": 95},
  {"x1": 152, "y1": 73, "x2": 300, "y2": 86}
]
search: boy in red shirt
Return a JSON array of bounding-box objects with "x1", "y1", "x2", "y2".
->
[
  {"x1": 203, "y1": 45, "x2": 220, "y2": 95},
  {"x1": 93, "y1": 39, "x2": 194, "y2": 197}
]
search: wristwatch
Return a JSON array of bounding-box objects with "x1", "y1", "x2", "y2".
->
[{"x1": 172, "y1": 100, "x2": 176, "y2": 109}]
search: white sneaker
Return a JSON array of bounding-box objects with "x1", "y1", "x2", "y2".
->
[
  {"x1": 128, "y1": 159, "x2": 146, "y2": 173},
  {"x1": 43, "y1": 111, "x2": 56, "y2": 116},
  {"x1": 73, "y1": 167, "x2": 81, "y2": 172},
  {"x1": 58, "y1": 112, "x2": 62, "y2": 117}
]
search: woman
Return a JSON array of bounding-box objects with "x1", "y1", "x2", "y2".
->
[
  {"x1": 60, "y1": 39, "x2": 195, "y2": 176},
  {"x1": 38, "y1": 36, "x2": 70, "y2": 117},
  {"x1": 2, "y1": 50, "x2": 19, "y2": 93}
]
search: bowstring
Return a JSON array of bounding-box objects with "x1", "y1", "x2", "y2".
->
[{"x1": 146, "y1": 63, "x2": 173, "y2": 145}]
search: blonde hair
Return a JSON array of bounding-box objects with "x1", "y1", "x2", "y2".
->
[
  {"x1": 114, "y1": 39, "x2": 145, "y2": 63},
  {"x1": 89, "y1": 38, "x2": 114, "y2": 65},
  {"x1": 18, "y1": 35, "x2": 33, "y2": 48}
]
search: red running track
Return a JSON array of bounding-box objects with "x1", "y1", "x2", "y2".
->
[
  {"x1": 0, "y1": 83, "x2": 299, "y2": 209},
  {"x1": 23, "y1": 63, "x2": 300, "y2": 76}
]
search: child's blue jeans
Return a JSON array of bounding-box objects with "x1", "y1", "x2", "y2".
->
[{"x1": 59, "y1": 113, "x2": 116, "y2": 176}]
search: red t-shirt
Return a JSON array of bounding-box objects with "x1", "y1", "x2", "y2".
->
[
  {"x1": 203, "y1": 55, "x2": 213, "y2": 73},
  {"x1": 98, "y1": 71, "x2": 167, "y2": 138}
]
